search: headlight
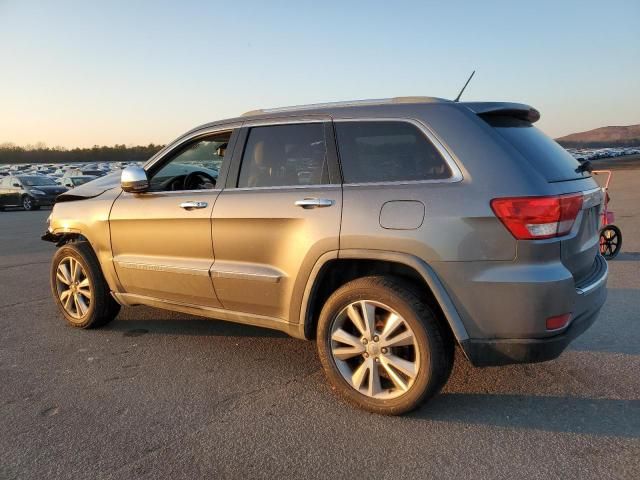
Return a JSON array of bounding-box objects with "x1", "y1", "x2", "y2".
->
[{"x1": 31, "y1": 189, "x2": 46, "y2": 195}]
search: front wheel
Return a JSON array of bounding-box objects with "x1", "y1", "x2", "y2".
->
[
  {"x1": 600, "y1": 224, "x2": 622, "y2": 259},
  {"x1": 51, "y1": 241, "x2": 121, "y2": 328},
  {"x1": 317, "y1": 276, "x2": 453, "y2": 415}
]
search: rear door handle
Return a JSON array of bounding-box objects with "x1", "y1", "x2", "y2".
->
[
  {"x1": 295, "y1": 198, "x2": 335, "y2": 209},
  {"x1": 180, "y1": 201, "x2": 208, "y2": 210}
]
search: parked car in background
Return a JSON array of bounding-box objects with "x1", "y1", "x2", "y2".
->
[
  {"x1": 64, "y1": 168, "x2": 106, "y2": 178},
  {"x1": 0, "y1": 175, "x2": 67, "y2": 210},
  {"x1": 60, "y1": 175, "x2": 97, "y2": 189},
  {"x1": 43, "y1": 97, "x2": 608, "y2": 414}
]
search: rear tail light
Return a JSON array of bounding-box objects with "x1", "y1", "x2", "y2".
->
[
  {"x1": 546, "y1": 313, "x2": 572, "y2": 330},
  {"x1": 490, "y1": 193, "x2": 583, "y2": 240}
]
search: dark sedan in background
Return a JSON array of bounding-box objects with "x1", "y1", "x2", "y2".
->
[{"x1": 0, "y1": 175, "x2": 67, "y2": 211}]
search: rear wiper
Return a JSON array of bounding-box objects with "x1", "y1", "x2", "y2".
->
[{"x1": 575, "y1": 159, "x2": 593, "y2": 174}]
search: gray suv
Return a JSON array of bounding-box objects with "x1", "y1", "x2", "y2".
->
[{"x1": 43, "y1": 97, "x2": 607, "y2": 414}]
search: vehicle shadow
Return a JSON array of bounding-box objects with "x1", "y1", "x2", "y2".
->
[
  {"x1": 104, "y1": 313, "x2": 287, "y2": 338},
  {"x1": 412, "y1": 392, "x2": 640, "y2": 438}
]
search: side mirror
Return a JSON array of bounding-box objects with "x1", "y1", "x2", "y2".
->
[{"x1": 121, "y1": 166, "x2": 149, "y2": 193}]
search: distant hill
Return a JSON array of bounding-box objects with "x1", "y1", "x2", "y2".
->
[{"x1": 556, "y1": 124, "x2": 640, "y2": 148}]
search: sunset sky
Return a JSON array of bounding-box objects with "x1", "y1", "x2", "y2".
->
[{"x1": 1, "y1": 0, "x2": 638, "y2": 148}]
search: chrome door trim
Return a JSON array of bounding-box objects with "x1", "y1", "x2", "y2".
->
[
  {"x1": 116, "y1": 261, "x2": 211, "y2": 277},
  {"x1": 210, "y1": 261, "x2": 284, "y2": 283}
]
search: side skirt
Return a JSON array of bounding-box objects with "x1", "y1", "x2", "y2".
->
[{"x1": 112, "y1": 292, "x2": 303, "y2": 338}]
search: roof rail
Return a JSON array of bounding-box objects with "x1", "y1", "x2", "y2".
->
[{"x1": 241, "y1": 96, "x2": 447, "y2": 117}]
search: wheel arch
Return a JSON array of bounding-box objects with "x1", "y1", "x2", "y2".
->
[{"x1": 298, "y1": 249, "x2": 470, "y2": 354}]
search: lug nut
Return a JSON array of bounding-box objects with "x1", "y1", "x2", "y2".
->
[
  {"x1": 373, "y1": 335, "x2": 379, "y2": 342},
  {"x1": 363, "y1": 352, "x2": 369, "y2": 358},
  {"x1": 362, "y1": 338, "x2": 368, "y2": 345},
  {"x1": 381, "y1": 347, "x2": 388, "y2": 354},
  {"x1": 374, "y1": 357, "x2": 380, "y2": 363}
]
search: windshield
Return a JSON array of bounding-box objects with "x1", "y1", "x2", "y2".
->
[{"x1": 20, "y1": 176, "x2": 58, "y2": 186}]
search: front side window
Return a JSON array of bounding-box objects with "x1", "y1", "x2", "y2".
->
[
  {"x1": 237, "y1": 123, "x2": 328, "y2": 188},
  {"x1": 335, "y1": 121, "x2": 452, "y2": 183},
  {"x1": 150, "y1": 131, "x2": 231, "y2": 191}
]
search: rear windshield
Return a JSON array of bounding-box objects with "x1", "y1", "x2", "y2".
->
[{"x1": 485, "y1": 116, "x2": 589, "y2": 182}]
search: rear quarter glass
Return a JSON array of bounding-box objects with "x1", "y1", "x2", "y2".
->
[{"x1": 484, "y1": 116, "x2": 589, "y2": 183}]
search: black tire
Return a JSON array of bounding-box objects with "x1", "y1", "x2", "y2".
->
[
  {"x1": 50, "y1": 241, "x2": 121, "y2": 328},
  {"x1": 600, "y1": 224, "x2": 622, "y2": 260},
  {"x1": 316, "y1": 276, "x2": 454, "y2": 415},
  {"x1": 22, "y1": 195, "x2": 37, "y2": 211}
]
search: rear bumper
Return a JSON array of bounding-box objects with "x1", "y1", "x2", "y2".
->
[{"x1": 461, "y1": 255, "x2": 608, "y2": 367}]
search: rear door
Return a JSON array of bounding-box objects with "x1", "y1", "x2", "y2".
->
[{"x1": 211, "y1": 118, "x2": 342, "y2": 320}]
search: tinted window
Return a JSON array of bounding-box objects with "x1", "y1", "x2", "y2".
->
[
  {"x1": 485, "y1": 116, "x2": 588, "y2": 182},
  {"x1": 335, "y1": 121, "x2": 451, "y2": 183},
  {"x1": 238, "y1": 123, "x2": 328, "y2": 188}
]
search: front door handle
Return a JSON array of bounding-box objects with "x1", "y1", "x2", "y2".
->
[
  {"x1": 180, "y1": 201, "x2": 208, "y2": 210},
  {"x1": 294, "y1": 198, "x2": 335, "y2": 209}
]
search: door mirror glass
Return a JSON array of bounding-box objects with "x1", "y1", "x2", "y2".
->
[{"x1": 121, "y1": 166, "x2": 149, "y2": 193}]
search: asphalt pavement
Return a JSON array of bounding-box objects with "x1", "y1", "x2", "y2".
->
[{"x1": 1, "y1": 170, "x2": 639, "y2": 479}]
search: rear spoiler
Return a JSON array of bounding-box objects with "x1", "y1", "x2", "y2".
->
[{"x1": 462, "y1": 102, "x2": 540, "y2": 123}]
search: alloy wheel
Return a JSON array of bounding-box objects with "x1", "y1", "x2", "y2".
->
[
  {"x1": 55, "y1": 256, "x2": 92, "y2": 319},
  {"x1": 329, "y1": 300, "x2": 420, "y2": 400},
  {"x1": 23, "y1": 196, "x2": 32, "y2": 210}
]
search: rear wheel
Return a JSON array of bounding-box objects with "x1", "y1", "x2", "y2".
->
[
  {"x1": 51, "y1": 241, "x2": 120, "y2": 328},
  {"x1": 22, "y1": 195, "x2": 38, "y2": 211},
  {"x1": 600, "y1": 225, "x2": 622, "y2": 259},
  {"x1": 317, "y1": 276, "x2": 453, "y2": 415}
]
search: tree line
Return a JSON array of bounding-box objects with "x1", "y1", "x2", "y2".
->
[{"x1": 0, "y1": 143, "x2": 165, "y2": 165}]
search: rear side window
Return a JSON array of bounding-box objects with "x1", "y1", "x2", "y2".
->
[
  {"x1": 334, "y1": 121, "x2": 452, "y2": 183},
  {"x1": 237, "y1": 123, "x2": 328, "y2": 188},
  {"x1": 485, "y1": 116, "x2": 588, "y2": 182}
]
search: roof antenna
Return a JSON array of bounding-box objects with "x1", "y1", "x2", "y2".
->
[{"x1": 453, "y1": 70, "x2": 475, "y2": 102}]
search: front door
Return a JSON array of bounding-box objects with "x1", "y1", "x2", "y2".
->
[
  {"x1": 211, "y1": 119, "x2": 342, "y2": 321},
  {"x1": 109, "y1": 128, "x2": 238, "y2": 307}
]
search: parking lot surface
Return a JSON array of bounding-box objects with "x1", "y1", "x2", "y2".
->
[{"x1": 1, "y1": 170, "x2": 639, "y2": 479}]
